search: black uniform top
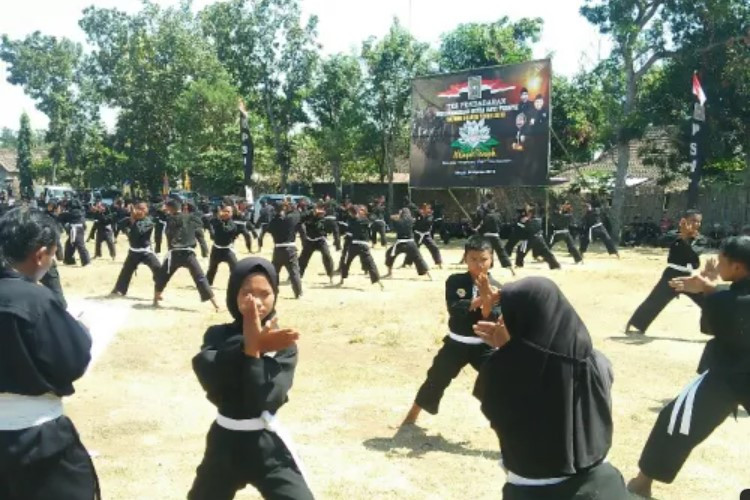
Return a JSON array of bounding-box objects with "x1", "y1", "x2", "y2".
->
[
  {"x1": 267, "y1": 211, "x2": 300, "y2": 245},
  {"x1": 323, "y1": 200, "x2": 337, "y2": 217},
  {"x1": 414, "y1": 214, "x2": 433, "y2": 233},
  {"x1": 391, "y1": 217, "x2": 414, "y2": 240},
  {"x1": 119, "y1": 216, "x2": 155, "y2": 249},
  {"x1": 210, "y1": 218, "x2": 248, "y2": 247},
  {"x1": 667, "y1": 237, "x2": 704, "y2": 268},
  {"x1": 550, "y1": 212, "x2": 574, "y2": 232},
  {"x1": 524, "y1": 217, "x2": 543, "y2": 236},
  {"x1": 192, "y1": 323, "x2": 297, "y2": 419},
  {"x1": 479, "y1": 212, "x2": 503, "y2": 234},
  {"x1": 258, "y1": 205, "x2": 275, "y2": 224},
  {"x1": 303, "y1": 212, "x2": 326, "y2": 240},
  {"x1": 582, "y1": 208, "x2": 603, "y2": 230},
  {"x1": 446, "y1": 272, "x2": 502, "y2": 338},
  {"x1": 165, "y1": 213, "x2": 202, "y2": 249},
  {"x1": 370, "y1": 204, "x2": 386, "y2": 221},
  {"x1": 433, "y1": 203, "x2": 445, "y2": 220},
  {"x1": 59, "y1": 207, "x2": 86, "y2": 226},
  {"x1": 697, "y1": 278, "x2": 750, "y2": 374},
  {"x1": 92, "y1": 209, "x2": 115, "y2": 230},
  {"x1": 349, "y1": 216, "x2": 371, "y2": 241}
]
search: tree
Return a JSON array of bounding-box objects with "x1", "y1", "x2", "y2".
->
[
  {"x1": 0, "y1": 128, "x2": 17, "y2": 149},
  {"x1": 437, "y1": 17, "x2": 543, "y2": 72},
  {"x1": 362, "y1": 19, "x2": 429, "y2": 212},
  {"x1": 1, "y1": 32, "x2": 82, "y2": 183},
  {"x1": 16, "y1": 113, "x2": 34, "y2": 197},
  {"x1": 201, "y1": 0, "x2": 319, "y2": 191}
]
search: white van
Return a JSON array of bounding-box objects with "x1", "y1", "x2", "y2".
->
[{"x1": 37, "y1": 185, "x2": 76, "y2": 204}]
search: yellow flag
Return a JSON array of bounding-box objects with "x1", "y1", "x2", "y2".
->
[{"x1": 184, "y1": 170, "x2": 191, "y2": 191}]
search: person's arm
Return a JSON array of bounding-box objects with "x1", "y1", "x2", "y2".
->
[
  {"x1": 192, "y1": 326, "x2": 244, "y2": 408},
  {"x1": 446, "y1": 275, "x2": 476, "y2": 317}
]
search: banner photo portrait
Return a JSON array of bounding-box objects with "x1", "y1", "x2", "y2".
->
[{"x1": 410, "y1": 59, "x2": 551, "y2": 188}]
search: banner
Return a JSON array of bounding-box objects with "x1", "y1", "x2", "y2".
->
[
  {"x1": 687, "y1": 74, "x2": 707, "y2": 209},
  {"x1": 240, "y1": 109, "x2": 254, "y2": 185},
  {"x1": 410, "y1": 59, "x2": 551, "y2": 188}
]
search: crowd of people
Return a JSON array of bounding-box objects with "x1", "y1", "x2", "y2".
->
[{"x1": 0, "y1": 190, "x2": 749, "y2": 500}]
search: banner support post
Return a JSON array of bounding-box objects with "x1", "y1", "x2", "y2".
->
[
  {"x1": 545, "y1": 187, "x2": 550, "y2": 236},
  {"x1": 447, "y1": 188, "x2": 473, "y2": 221}
]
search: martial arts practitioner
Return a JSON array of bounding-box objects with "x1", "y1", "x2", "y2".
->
[
  {"x1": 111, "y1": 199, "x2": 162, "y2": 297},
  {"x1": 206, "y1": 200, "x2": 253, "y2": 286},
  {"x1": 59, "y1": 198, "x2": 91, "y2": 266},
  {"x1": 0, "y1": 207, "x2": 100, "y2": 500},
  {"x1": 627, "y1": 235, "x2": 750, "y2": 497},
  {"x1": 154, "y1": 199, "x2": 219, "y2": 310},
  {"x1": 189, "y1": 258, "x2": 313, "y2": 500},
  {"x1": 185, "y1": 202, "x2": 210, "y2": 258},
  {"x1": 579, "y1": 203, "x2": 619, "y2": 257},
  {"x1": 477, "y1": 202, "x2": 514, "y2": 273},
  {"x1": 152, "y1": 199, "x2": 168, "y2": 254},
  {"x1": 322, "y1": 195, "x2": 341, "y2": 251},
  {"x1": 514, "y1": 206, "x2": 561, "y2": 270},
  {"x1": 338, "y1": 205, "x2": 383, "y2": 289},
  {"x1": 88, "y1": 201, "x2": 116, "y2": 260},
  {"x1": 299, "y1": 202, "x2": 334, "y2": 284},
  {"x1": 476, "y1": 277, "x2": 628, "y2": 500},
  {"x1": 412, "y1": 204, "x2": 443, "y2": 268},
  {"x1": 549, "y1": 202, "x2": 583, "y2": 263},
  {"x1": 369, "y1": 195, "x2": 388, "y2": 248},
  {"x1": 384, "y1": 208, "x2": 431, "y2": 280},
  {"x1": 403, "y1": 235, "x2": 501, "y2": 425},
  {"x1": 256, "y1": 200, "x2": 274, "y2": 251},
  {"x1": 626, "y1": 210, "x2": 706, "y2": 334},
  {"x1": 41, "y1": 200, "x2": 68, "y2": 307},
  {"x1": 235, "y1": 200, "x2": 257, "y2": 253},
  {"x1": 267, "y1": 201, "x2": 303, "y2": 299}
]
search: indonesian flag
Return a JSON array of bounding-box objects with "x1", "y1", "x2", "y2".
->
[{"x1": 692, "y1": 73, "x2": 707, "y2": 106}]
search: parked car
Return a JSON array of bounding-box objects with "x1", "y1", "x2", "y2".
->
[
  {"x1": 253, "y1": 194, "x2": 311, "y2": 224},
  {"x1": 35, "y1": 185, "x2": 76, "y2": 204}
]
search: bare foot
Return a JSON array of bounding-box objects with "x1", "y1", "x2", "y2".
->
[
  {"x1": 426, "y1": 272, "x2": 433, "y2": 281},
  {"x1": 626, "y1": 472, "x2": 653, "y2": 498},
  {"x1": 377, "y1": 281, "x2": 384, "y2": 291},
  {"x1": 402, "y1": 403, "x2": 422, "y2": 426}
]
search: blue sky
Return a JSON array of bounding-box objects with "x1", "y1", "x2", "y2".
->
[{"x1": 0, "y1": 0, "x2": 609, "y2": 131}]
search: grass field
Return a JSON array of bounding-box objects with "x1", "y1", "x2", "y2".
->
[{"x1": 60, "y1": 238, "x2": 748, "y2": 499}]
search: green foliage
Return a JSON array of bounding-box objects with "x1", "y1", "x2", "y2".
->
[{"x1": 16, "y1": 113, "x2": 33, "y2": 197}]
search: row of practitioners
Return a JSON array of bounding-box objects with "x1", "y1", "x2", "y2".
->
[{"x1": 2, "y1": 202, "x2": 749, "y2": 499}]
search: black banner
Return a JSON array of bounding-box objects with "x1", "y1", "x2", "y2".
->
[
  {"x1": 240, "y1": 110, "x2": 254, "y2": 185},
  {"x1": 410, "y1": 60, "x2": 551, "y2": 188}
]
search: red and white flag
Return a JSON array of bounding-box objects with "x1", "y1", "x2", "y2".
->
[{"x1": 692, "y1": 73, "x2": 707, "y2": 106}]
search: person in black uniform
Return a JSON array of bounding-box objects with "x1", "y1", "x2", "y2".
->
[
  {"x1": 476, "y1": 277, "x2": 628, "y2": 500},
  {"x1": 336, "y1": 200, "x2": 355, "y2": 274},
  {"x1": 477, "y1": 202, "x2": 514, "y2": 273},
  {"x1": 267, "y1": 201, "x2": 303, "y2": 299},
  {"x1": 59, "y1": 198, "x2": 91, "y2": 267},
  {"x1": 411, "y1": 204, "x2": 443, "y2": 268},
  {"x1": 369, "y1": 195, "x2": 388, "y2": 248},
  {"x1": 111, "y1": 199, "x2": 161, "y2": 297},
  {"x1": 299, "y1": 201, "x2": 334, "y2": 284},
  {"x1": 321, "y1": 194, "x2": 340, "y2": 251},
  {"x1": 628, "y1": 236, "x2": 750, "y2": 498},
  {"x1": 0, "y1": 207, "x2": 99, "y2": 500},
  {"x1": 88, "y1": 200, "x2": 116, "y2": 260},
  {"x1": 339, "y1": 205, "x2": 383, "y2": 289},
  {"x1": 514, "y1": 205, "x2": 561, "y2": 270},
  {"x1": 185, "y1": 201, "x2": 210, "y2": 258},
  {"x1": 40, "y1": 199, "x2": 68, "y2": 307},
  {"x1": 580, "y1": 203, "x2": 619, "y2": 257},
  {"x1": 235, "y1": 200, "x2": 257, "y2": 253},
  {"x1": 384, "y1": 208, "x2": 431, "y2": 280},
  {"x1": 206, "y1": 199, "x2": 253, "y2": 286},
  {"x1": 154, "y1": 199, "x2": 219, "y2": 310},
  {"x1": 431, "y1": 199, "x2": 447, "y2": 244},
  {"x1": 549, "y1": 202, "x2": 583, "y2": 263},
  {"x1": 257, "y1": 200, "x2": 275, "y2": 251},
  {"x1": 517, "y1": 87, "x2": 533, "y2": 115},
  {"x1": 151, "y1": 198, "x2": 167, "y2": 254},
  {"x1": 626, "y1": 210, "x2": 707, "y2": 335},
  {"x1": 189, "y1": 257, "x2": 313, "y2": 500},
  {"x1": 45, "y1": 199, "x2": 65, "y2": 261},
  {"x1": 403, "y1": 235, "x2": 501, "y2": 425},
  {"x1": 110, "y1": 198, "x2": 129, "y2": 240}
]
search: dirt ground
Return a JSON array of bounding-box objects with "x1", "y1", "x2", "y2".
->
[{"x1": 59, "y1": 237, "x2": 748, "y2": 500}]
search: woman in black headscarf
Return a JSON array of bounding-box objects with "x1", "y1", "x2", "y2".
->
[
  {"x1": 188, "y1": 257, "x2": 314, "y2": 500},
  {"x1": 475, "y1": 277, "x2": 627, "y2": 499}
]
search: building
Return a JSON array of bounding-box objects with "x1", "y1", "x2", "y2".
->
[{"x1": 0, "y1": 149, "x2": 19, "y2": 186}]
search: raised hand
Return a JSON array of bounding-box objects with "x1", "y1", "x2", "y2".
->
[
  {"x1": 701, "y1": 257, "x2": 719, "y2": 281},
  {"x1": 473, "y1": 318, "x2": 511, "y2": 349},
  {"x1": 669, "y1": 275, "x2": 710, "y2": 295}
]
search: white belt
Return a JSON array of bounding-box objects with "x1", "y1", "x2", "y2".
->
[
  {"x1": 667, "y1": 263, "x2": 693, "y2": 273},
  {"x1": 588, "y1": 222, "x2": 603, "y2": 242},
  {"x1": 129, "y1": 246, "x2": 155, "y2": 254},
  {"x1": 0, "y1": 393, "x2": 63, "y2": 431},
  {"x1": 389, "y1": 238, "x2": 414, "y2": 258},
  {"x1": 448, "y1": 332, "x2": 485, "y2": 345},
  {"x1": 483, "y1": 232, "x2": 500, "y2": 238},
  {"x1": 518, "y1": 240, "x2": 528, "y2": 253},
  {"x1": 324, "y1": 216, "x2": 336, "y2": 220},
  {"x1": 550, "y1": 229, "x2": 569, "y2": 245},
  {"x1": 373, "y1": 219, "x2": 385, "y2": 224},
  {"x1": 275, "y1": 242, "x2": 296, "y2": 248},
  {"x1": 506, "y1": 472, "x2": 568, "y2": 486},
  {"x1": 165, "y1": 247, "x2": 194, "y2": 274},
  {"x1": 344, "y1": 232, "x2": 353, "y2": 238},
  {"x1": 212, "y1": 243, "x2": 235, "y2": 251},
  {"x1": 305, "y1": 235, "x2": 327, "y2": 242},
  {"x1": 352, "y1": 240, "x2": 369, "y2": 246},
  {"x1": 668, "y1": 370, "x2": 708, "y2": 436},
  {"x1": 216, "y1": 411, "x2": 309, "y2": 483},
  {"x1": 70, "y1": 223, "x2": 84, "y2": 241},
  {"x1": 415, "y1": 230, "x2": 431, "y2": 244}
]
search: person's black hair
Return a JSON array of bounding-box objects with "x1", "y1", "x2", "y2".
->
[
  {"x1": 464, "y1": 235, "x2": 493, "y2": 254},
  {"x1": 132, "y1": 197, "x2": 147, "y2": 206},
  {"x1": 0, "y1": 207, "x2": 60, "y2": 265},
  {"x1": 683, "y1": 209, "x2": 702, "y2": 219},
  {"x1": 221, "y1": 197, "x2": 235, "y2": 209},
  {"x1": 485, "y1": 201, "x2": 496, "y2": 212},
  {"x1": 165, "y1": 199, "x2": 181, "y2": 211},
  {"x1": 399, "y1": 207, "x2": 412, "y2": 219},
  {"x1": 521, "y1": 87, "x2": 529, "y2": 94},
  {"x1": 720, "y1": 236, "x2": 750, "y2": 270},
  {"x1": 535, "y1": 94, "x2": 544, "y2": 100}
]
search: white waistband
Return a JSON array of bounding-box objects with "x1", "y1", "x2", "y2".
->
[
  {"x1": 448, "y1": 332, "x2": 485, "y2": 345},
  {"x1": 305, "y1": 235, "x2": 327, "y2": 242},
  {"x1": 389, "y1": 239, "x2": 414, "y2": 257},
  {"x1": 213, "y1": 243, "x2": 234, "y2": 250},
  {"x1": 352, "y1": 240, "x2": 370, "y2": 246},
  {"x1": 668, "y1": 370, "x2": 708, "y2": 436},
  {"x1": 506, "y1": 471, "x2": 568, "y2": 486},
  {"x1": 415, "y1": 230, "x2": 431, "y2": 235},
  {"x1": 324, "y1": 216, "x2": 336, "y2": 220},
  {"x1": 275, "y1": 243, "x2": 296, "y2": 248},
  {"x1": 590, "y1": 222, "x2": 603, "y2": 229},
  {"x1": 129, "y1": 246, "x2": 154, "y2": 254},
  {"x1": 344, "y1": 232, "x2": 353, "y2": 237},
  {"x1": 0, "y1": 393, "x2": 63, "y2": 431},
  {"x1": 667, "y1": 263, "x2": 693, "y2": 273},
  {"x1": 553, "y1": 229, "x2": 569, "y2": 234},
  {"x1": 483, "y1": 233, "x2": 500, "y2": 237},
  {"x1": 373, "y1": 219, "x2": 385, "y2": 224}
]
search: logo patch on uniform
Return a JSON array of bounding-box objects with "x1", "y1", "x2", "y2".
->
[{"x1": 456, "y1": 288, "x2": 466, "y2": 298}]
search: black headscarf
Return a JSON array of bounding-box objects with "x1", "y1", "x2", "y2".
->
[
  {"x1": 480, "y1": 277, "x2": 613, "y2": 479},
  {"x1": 226, "y1": 257, "x2": 279, "y2": 326}
]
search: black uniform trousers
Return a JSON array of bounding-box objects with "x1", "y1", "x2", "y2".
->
[
  {"x1": 431, "y1": 218, "x2": 448, "y2": 244},
  {"x1": 501, "y1": 462, "x2": 628, "y2": 500},
  {"x1": 257, "y1": 224, "x2": 269, "y2": 250},
  {"x1": 113, "y1": 249, "x2": 161, "y2": 295},
  {"x1": 93, "y1": 227, "x2": 116, "y2": 259},
  {"x1": 273, "y1": 246, "x2": 303, "y2": 298},
  {"x1": 299, "y1": 238, "x2": 334, "y2": 278},
  {"x1": 341, "y1": 241, "x2": 380, "y2": 284},
  {"x1": 40, "y1": 261, "x2": 67, "y2": 308},
  {"x1": 155, "y1": 249, "x2": 213, "y2": 301},
  {"x1": 323, "y1": 218, "x2": 340, "y2": 250},
  {"x1": 63, "y1": 225, "x2": 91, "y2": 266},
  {"x1": 484, "y1": 234, "x2": 514, "y2": 269},
  {"x1": 188, "y1": 424, "x2": 313, "y2": 500},
  {"x1": 638, "y1": 370, "x2": 750, "y2": 483},
  {"x1": 385, "y1": 240, "x2": 429, "y2": 275},
  {"x1": 0, "y1": 419, "x2": 99, "y2": 500},
  {"x1": 337, "y1": 234, "x2": 352, "y2": 272},
  {"x1": 196, "y1": 230, "x2": 209, "y2": 258},
  {"x1": 415, "y1": 336, "x2": 494, "y2": 415},
  {"x1": 154, "y1": 223, "x2": 165, "y2": 254},
  {"x1": 206, "y1": 247, "x2": 238, "y2": 286},
  {"x1": 515, "y1": 235, "x2": 561, "y2": 270},
  {"x1": 414, "y1": 232, "x2": 442, "y2": 265},
  {"x1": 580, "y1": 225, "x2": 618, "y2": 255},
  {"x1": 628, "y1": 268, "x2": 702, "y2": 333},
  {"x1": 369, "y1": 220, "x2": 387, "y2": 247},
  {"x1": 549, "y1": 230, "x2": 583, "y2": 263}
]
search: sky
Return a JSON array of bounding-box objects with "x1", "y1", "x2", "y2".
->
[{"x1": 0, "y1": 0, "x2": 610, "y2": 131}]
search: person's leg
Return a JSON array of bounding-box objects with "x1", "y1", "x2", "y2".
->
[
  {"x1": 405, "y1": 242, "x2": 430, "y2": 276},
  {"x1": 595, "y1": 226, "x2": 619, "y2": 256},
  {"x1": 564, "y1": 232, "x2": 583, "y2": 263},
  {"x1": 515, "y1": 242, "x2": 528, "y2": 268},
  {"x1": 196, "y1": 230, "x2": 209, "y2": 258},
  {"x1": 94, "y1": 230, "x2": 103, "y2": 258},
  {"x1": 113, "y1": 252, "x2": 140, "y2": 295},
  {"x1": 320, "y1": 241, "x2": 334, "y2": 278},
  {"x1": 75, "y1": 228, "x2": 91, "y2": 266},
  {"x1": 531, "y1": 236, "x2": 560, "y2": 270},
  {"x1": 424, "y1": 236, "x2": 442, "y2": 266},
  {"x1": 105, "y1": 229, "x2": 116, "y2": 259},
  {"x1": 206, "y1": 247, "x2": 220, "y2": 286},
  {"x1": 489, "y1": 236, "x2": 513, "y2": 269},
  {"x1": 40, "y1": 261, "x2": 67, "y2": 308},
  {"x1": 63, "y1": 236, "x2": 75, "y2": 265},
  {"x1": 378, "y1": 221, "x2": 387, "y2": 247},
  {"x1": 627, "y1": 271, "x2": 680, "y2": 333},
  {"x1": 185, "y1": 252, "x2": 215, "y2": 303},
  {"x1": 412, "y1": 340, "x2": 470, "y2": 416},
  {"x1": 286, "y1": 248, "x2": 303, "y2": 298},
  {"x1": 298, "y1": 243, "x2": 313, "y2": 277},
  {"x1": 255, "y1": 465, "x2": 314, "y2": 500},
  {"x1": 340, "y1": 244, "x2": 356, "y2": 281},
  {"x1": 188, "y1": 437, "x2": 243, "y2": 500},
  {"x1": 359, "y1": 246, "x2": 381, "y2": 284},
  {"x1": 579, "y1": 232, "x2": 590, "y2": 255}
]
